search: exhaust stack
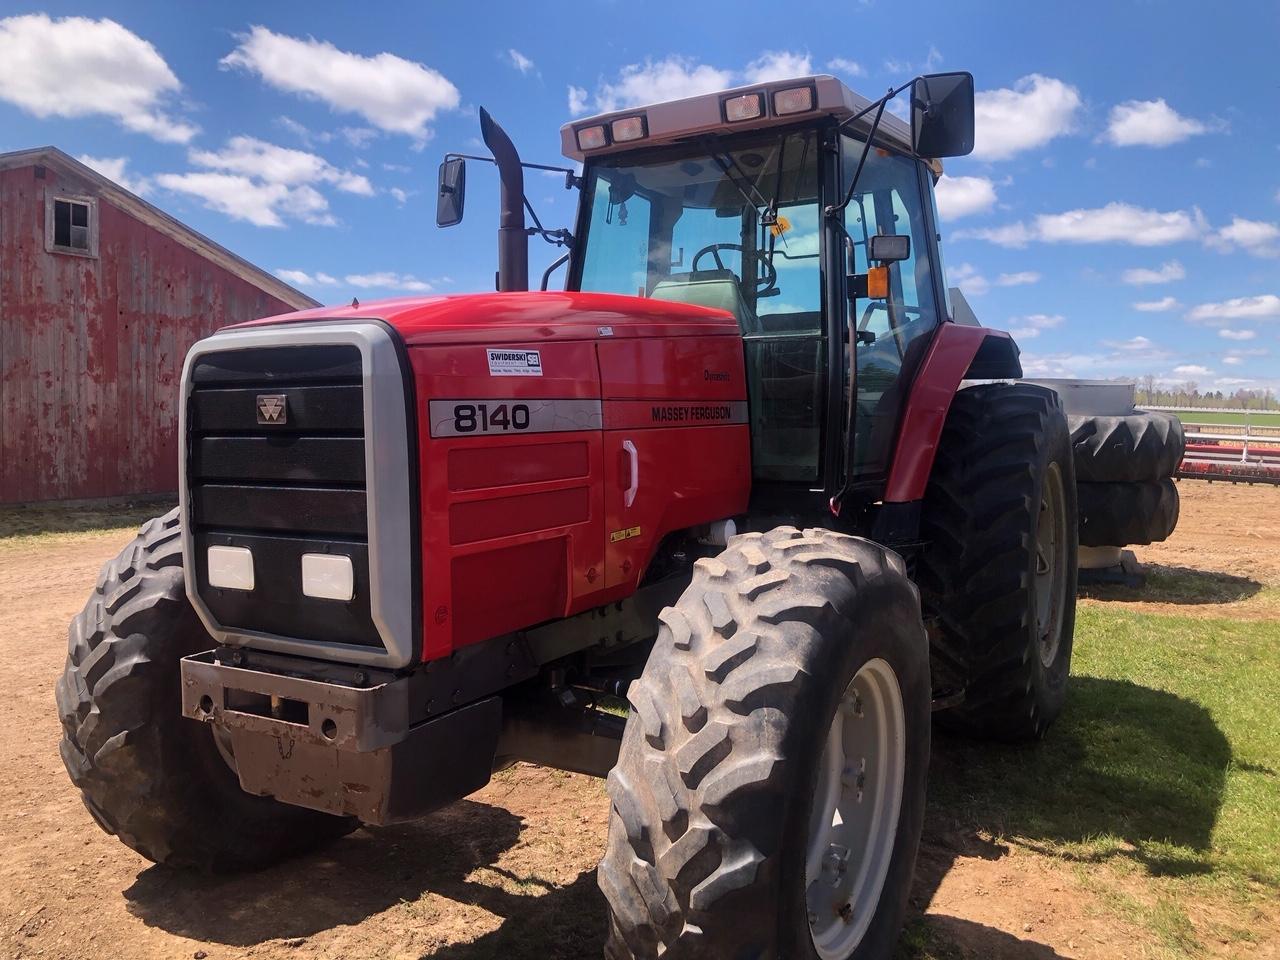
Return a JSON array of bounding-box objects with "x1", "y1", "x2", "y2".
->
[{"x1": 480, "y1": 108, "x2": 529, "y2": 292}]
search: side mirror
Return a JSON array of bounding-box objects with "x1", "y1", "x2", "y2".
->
[
  {"x1": 436, "y1": 157, "x2": 466, "y2": 227},
  {"x1": 868, "y1": 234, "x2": 911, "y2": 263},
  {"x1": 911, "y1": 72, "x2": 975, "y2": 158}
]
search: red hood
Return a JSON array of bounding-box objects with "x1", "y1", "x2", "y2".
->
[{"x1": 230, "y1": 291, "x2": 738, "y2": 345}]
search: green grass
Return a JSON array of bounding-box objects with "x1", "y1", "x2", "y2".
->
[
  {"x1": 913, "y1": 604, "x2": 1280, "y2": 955},
  {"x1": 929, "y1": 607, "x2": 1280, "y2": 890},
  {"x1": 0, "y1": 499, "x2": 169, "y2": 545},
  {"x1": 1170, "y1": 409, "x2": 1280, "y2": 427}
]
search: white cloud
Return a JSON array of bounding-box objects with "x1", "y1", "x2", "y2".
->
[
  {"x1": 1218, "y1": 328, "x2": 1257, "y2": 341},
  {"x1": 0, "y1": 13, "x2": 196, "y2": 143},
  {"x1": 1187, "y1": 295, "x2": 1280, "y2": 322},
  {"x1": 507, "y1": 49, "x2": 535, "y2": 75},
  {"x1": 1037, "y1": 203, "x2": 1204, "y2": 245},
  {"x1": 1108, "y1": 335, "x2": 1154, "y2": 351},
  {"x1": 996, "y1": 271, "x2": 1041, "y2": 287},
  {"x1": 1206, "y1": 217, "x2": 1280, "y2": 258},
  {"x1": 954, "y1": 222, "x2": 1034, "y2": 247},
  {"x1": 277, "y1": 115, "x2": 333, "y2": 147},
  {"x1": 345, "y1": 272, "x2": 432, "y2": 292},
  {"x1": 826, "y1": 57, "x2": 864, "y2": 77},
  {"x1": 972, "y1": 75, "x2": 1082, "y2": 161},
  {"x1": 389, "y1": 187, "x2": 410, "y2": 205},
  {"x1": 934, "y1": 175, "x2": 997, "y2": 220},
  {"x1": 156, "y1": 173, "x2": 329, "y2": 228},
  {"x1": 275, "y1": 268, "x2": 339, "y2": 286},
  {"x1": 1007, "y1": 313, "x2": 1064, "y2": 339},
  {"x1": 1215, "y1": 377, "x2": 1255, "y2": 386},
  {"x1": 1121, "y1": 260, "x2": 1185, "y2": 285},
  {"x1": 957, "y1": 203, "x2": 1205, "y2": 248},
  {"x1": 744, "y1": 50, "x2": 812, "y2": 84},
  {"x1": 1104, "y1": 99, "x2": 1208, "y2": 147},
  {"x1": 1174, "y1": 364, "x2": 1212, "y2": 376},
  {"x1": 579, "y1": 50, "x2": 817, "y2": 116},
  {"x1": 591, "y1": 56, "x2": 734, "y2": 113},
  {"x1": 1133, "y1": 297, "x2": 1180, "y2": 312},
  {"x1": 1008, "y1": 316, "x2": 1059, "y2": 337},
  {"x1": 1222, "y1": 356, "x2": 1244, "y2": 366},
  {"x1": 77, "y1": 155, "x2": 150, "y2": 195},
  {"x1": 221, "y1": 26, "x2": 459, "y2": 141},
  {"x1": 190, "y1": 136, "x2": 374, "y2": 195},
  {"x1": 883, "y1": 46, "x2": 942, "y2": 76},
  {"x1": 949, "y1": 263, "x2": 989, "y2": 296}
]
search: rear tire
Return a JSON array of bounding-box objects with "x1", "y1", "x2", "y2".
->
[
  {"x1": 1068, "y1": 411, "x2": 1185, "y2": 482},
  {"x1": 1077, "y1": 478, "x2": 1180, "y2": 547},
  {"x1": 598, "y1": 528, "x2": 930, "y2": 959},
  {"x1": 917, "y1": 383, "x2": 1078, "y2": 741},
  {"x1": 55, "y1": 509, "x2": 355, "y2": 871}
]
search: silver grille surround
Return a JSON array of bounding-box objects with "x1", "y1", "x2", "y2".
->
[{"x1": 178, "y1": 320, "x2": 416, "y2": 669}]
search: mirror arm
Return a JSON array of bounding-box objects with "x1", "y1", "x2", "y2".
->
[
  {"x1": 826, "y1": 78, "x2": 917, "y2": 221},
  {"x1": 445, "y1": 152, "x2": 581, "y2": 185}
]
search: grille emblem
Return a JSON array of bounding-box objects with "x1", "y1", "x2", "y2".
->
[{"x1": 256, "y1": 394, "x2": 287, "y2": 425}]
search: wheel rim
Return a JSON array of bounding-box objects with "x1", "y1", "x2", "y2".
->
[
  {"x1": 1034, "y1": 462, "x2": 1069, "y2": 668},
  {"x1": 805, "y1": 658, "x2": 906, "y2": 959}
]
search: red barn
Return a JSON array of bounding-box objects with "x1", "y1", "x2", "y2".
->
[{"x1": 0, "y1": 146, "x2": 318, "y2": 504}]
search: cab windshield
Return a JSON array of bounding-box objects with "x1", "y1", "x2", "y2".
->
[
  {"x1": 574, "y1": 128, "x2": 828, "y2": 485},
  {"x1": 575, "y1": 129, "x2": 822, "y2": 337}
]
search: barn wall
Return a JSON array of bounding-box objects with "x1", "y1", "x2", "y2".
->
[{"x1": 0, "y1": 163, "x2": 300, "y2": 503}]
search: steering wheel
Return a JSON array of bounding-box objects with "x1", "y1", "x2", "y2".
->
[{"x1": 691, "y1": 242, "x2": 777, "y2": 295}]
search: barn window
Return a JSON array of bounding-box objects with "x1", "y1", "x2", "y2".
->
[{"x1": 45, "y1": 195, "x2": 98, "y2": 257}]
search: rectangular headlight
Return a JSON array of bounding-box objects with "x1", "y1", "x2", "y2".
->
[
  {"x1": 773, "y1": 85, "x2": 815, "y2": 116},
  {"x1": 723, "y1": 92, "x2": 765, "y2": 122},
  {"x1": 611, "y1": 115, "x2": 647, "y2": 143},
  {"x1": 301, "y1": 553, "x2": 355, "y2": 602},
  {"x1": 576, "y1": 124, "x2": 609, "y2": 151},
  {"x1": 208, "y1": 545, "x2": 254, "y2": 592}
]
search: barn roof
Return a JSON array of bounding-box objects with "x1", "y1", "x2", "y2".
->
[{"x1": 0, "y1": 146, "x2": 320, "y2": 310}]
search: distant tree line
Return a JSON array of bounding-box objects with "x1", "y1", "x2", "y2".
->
[{"x1": 1133, "y1": 374, "x2": 1278, "y2": 410}]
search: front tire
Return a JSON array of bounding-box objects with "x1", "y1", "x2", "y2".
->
[
  {"x1": 55, "y1": 509, "x2": 355, "y2": 871},
  {"x1": 598, "y1": 528, "x2": 931, "y2": 959}
]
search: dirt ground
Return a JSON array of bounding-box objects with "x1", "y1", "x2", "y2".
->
[{"x1": 0, "y1": 480, "x2": 1276, "y2": 960}]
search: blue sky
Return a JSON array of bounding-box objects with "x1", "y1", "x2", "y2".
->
[{"x1": 2, "y1": 1, "x2": 1277, "y2": 394}]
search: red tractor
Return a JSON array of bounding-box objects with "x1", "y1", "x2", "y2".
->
[{"x1": 57, "y1": 71, "x2": 1076, "y2": 959}]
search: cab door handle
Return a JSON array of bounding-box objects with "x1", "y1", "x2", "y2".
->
[{"x1": 622, "y1": 440, "x2": 639, "y2": 508}]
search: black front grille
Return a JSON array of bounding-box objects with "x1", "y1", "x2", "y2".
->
[{"x1": 187, "y1": 345, "x2": 384, "y2": 649}]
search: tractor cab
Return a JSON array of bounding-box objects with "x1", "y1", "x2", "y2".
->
[{"x1": 440, "y1": 73, "x2": 995, "y2": 519}]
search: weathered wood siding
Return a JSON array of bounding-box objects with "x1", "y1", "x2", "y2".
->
[{"x1": 0, "y1": 162, "x2": 298, "y2": 502}]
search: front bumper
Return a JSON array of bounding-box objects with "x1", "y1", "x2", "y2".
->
[{"x1": 180, "y1": 650, "x2": 506, "y2": 824}]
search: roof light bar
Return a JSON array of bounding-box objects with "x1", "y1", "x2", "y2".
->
[
  {"x1": 610, "y1": 115, "x2": 648, "y2": 143},
  {"x1": 773, "y1": 84, "x2": 816, "y2": 116},
  {"x1": 723, "y1": 92, "x2": 765, "y2": 123},
  {"x1": 575, "y1": 124, "x2": 609, "y2": 151}
]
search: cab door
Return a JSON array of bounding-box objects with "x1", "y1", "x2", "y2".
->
[{"x1": 841, "y1": 135, "x2": 944, "y2": 482}]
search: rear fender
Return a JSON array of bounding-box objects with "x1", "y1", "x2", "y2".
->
[{"x1": 884, "y1": 324, "x2": 1021, "y2": 503}]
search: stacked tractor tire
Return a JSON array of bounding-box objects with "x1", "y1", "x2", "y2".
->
[{"x1": 1068, "y1": 410, "x2": 1185, "y2": 550}]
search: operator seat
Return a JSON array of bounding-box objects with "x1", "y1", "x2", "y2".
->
[{"x1": 650, "y1": 270, "x2": 760, "y2": 334}]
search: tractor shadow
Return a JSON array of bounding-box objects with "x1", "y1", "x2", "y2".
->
[
  {"x1": 1081, "y1": 563, "x2": 1262, "y2": 606},
  {"x1": 124, "y1": 798, "x2": 534, "y2": 947},
  {"x1": 124, "y1": 678, "x2": 1228, "y2": 959},
  {"x1": 904, "y1": 676, "x2": 1232, "y2": 954}
]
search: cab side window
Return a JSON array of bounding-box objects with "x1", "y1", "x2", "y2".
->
[{"x1": 841, "y1": 138, "x2": 940, "y2": 478}]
